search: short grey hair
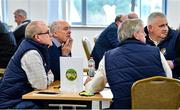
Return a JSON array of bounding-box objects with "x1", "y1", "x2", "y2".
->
[
  {"x1": 147, "y1": 12, "x2": 166, "y2": 25},
  {"x1": 50, "y1": 21, "x2": 62, "y2": 33},
  {"x1": 25, "y1": 21, "x2": 44, "y2": 39},
  {"x1": 118, "y1": 19, "x2": 143, "y2": 42},
  {"x1": 14, "y1": 9, "x2": 27, "y2": 17}
]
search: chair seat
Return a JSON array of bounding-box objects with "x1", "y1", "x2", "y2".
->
[{"x1": 131, "y1": 76, "x2": 180, "y2": 109}]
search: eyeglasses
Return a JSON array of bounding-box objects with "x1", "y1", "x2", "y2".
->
[
  {"x1": 37, "y1": 30, "x2": 50, "y2": 35},
  {"x1": 33, "y1": 30, "x2": 50, "y2": 37}
]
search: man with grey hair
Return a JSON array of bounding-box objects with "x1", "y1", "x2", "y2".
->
[
  {"x1": 13, "y1": 9, "x2": 31, "y2": 46},
  {"x1": 0, "y1": 21, "x2": 54, "y2": 109},
  {"x1": 84, "y1": 19, "x2": 172, "y2": 109},
  {"x1": 49, "y1": 20, "x2": 73, "y2": 80},
  {"x1": 145, "y1": 12, "x2": 180, "y2": 79}
]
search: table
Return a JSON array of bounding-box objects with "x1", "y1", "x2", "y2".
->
[{"x1": 22, "y1": 81, "x2": 113, "y2": 109}]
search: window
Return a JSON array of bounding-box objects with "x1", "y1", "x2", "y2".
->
[
  {"x1": 66, "y1": 0, "x2": 166, "y2": 26},
  {"x1": 0, "y1": 0, "x2": 2, "y2": 21},
  {"x1": 137, "y1": 0, "x2": 166, "y2": 25},
  {"x1": 0, "y1": 0, "x2": 8, "y2": 22}
]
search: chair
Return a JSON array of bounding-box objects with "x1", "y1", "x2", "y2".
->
[
  {"x1": 131, "y1": 76, "x2": 180, "y2": 109},
  {"x1": 82, "y1": 37, "x2": 92, "y2": 60}
]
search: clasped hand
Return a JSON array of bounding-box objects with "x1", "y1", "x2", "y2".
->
[{"x1": 62, "y1": 38, "x2": 73, "y2": 56}]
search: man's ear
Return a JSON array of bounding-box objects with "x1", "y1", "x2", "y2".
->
[
  {"x1": 34, "y1": 35, "x2": 41, "y2": 42},
  {"x1": 133, "y1": 32, "x2": 139, "y2": 40},
  {"x1": 52, "y1": 32, "x2": 57, "y2": 37},
  {"x1": 147, "y1": 25, "x2": 153, "y2": 32}
]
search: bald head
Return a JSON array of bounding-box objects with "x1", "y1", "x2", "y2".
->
[
  {"x1": 127, "y1": 12, "x2": 138, "y2": 19},
  {"x1": 25, "y1": 21, "x2": 48, "y2": 39},
  {"x1": 115, "y1": 14, "x2": 127, "y2": 22}
]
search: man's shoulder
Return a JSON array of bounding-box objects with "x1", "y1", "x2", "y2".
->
[
  {"x1": 48, "y1": 44, "x2": 60, "y2": 55},
  {"x1": 106, "y1": 22, "x2": 117, "y2": 29},
  {"x1": 14, "y1": 20, "x2": 31, "y2": 32},
  {"x1": 100, "y1": 22, "x2": 117, "y2": 36}
]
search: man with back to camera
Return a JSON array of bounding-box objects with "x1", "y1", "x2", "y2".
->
[
  {"x1": 91, "y1": 14, "x2": 127, "y2": 69},
  {"x1": 0, "y1": 21, "x2": 17, "y2": 68},
  {"x1": 13, "y1": 9, "x2": 31, "y2": 46},
  {"x1": 49, "y1": 20, "x2": 73, "y2": 81},
  {"x1": 84, "y1": 19, "x2": 172, "y2": 109},
  {"x1": 145, "y1": 12, "x2": 180, "y2": 79},
  {"x1": 0, "y1": 21, "x2": 54, "y2": 109}
]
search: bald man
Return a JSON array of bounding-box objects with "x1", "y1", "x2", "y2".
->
[
  {"x1": 49, "y1": 20, "x2": 73, "y2": 80},
  {"x1": 127, "y1": 12, "x2": 138, "y2": 19},
  {"x1": 0, "y1": 21, "x2": 54, "y2": 109}
]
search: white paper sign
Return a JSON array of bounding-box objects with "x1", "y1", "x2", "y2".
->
[{"x1": 60, "y1": 57, "x2": 83, "y2": 93}]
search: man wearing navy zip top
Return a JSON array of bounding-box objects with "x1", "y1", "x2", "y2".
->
[{"x1": 145, "y1": 12, "x2": 180, "y2": 79}]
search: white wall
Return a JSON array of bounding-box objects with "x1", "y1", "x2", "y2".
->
[
  {"x1": 71, "y1": 27, "x2": 104, "y2": 68},
  {"x1": 167, "y1": 0, "x2": 180, "y2": 29},
  {"x1": 7, "y1": 0, "x2": 48, "y2": 30},
  {"x1": 5, "y1": 0, "x2": 180, "y2": 68}
]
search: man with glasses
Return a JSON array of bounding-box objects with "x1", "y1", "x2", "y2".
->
[
  {"x1": 49, "y1": 20, "x2": 73, "y2": 80},
  {"x1": 0, "y1": 21, "x2": 54, "y2": 109}
]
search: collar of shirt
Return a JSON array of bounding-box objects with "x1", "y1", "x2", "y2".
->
[
  {"x1": 149, "y1": 35, "x2": 159, "y2": 46},
  {"x1": 52, "y1": 37, "x2": 62, "y2": 48}
]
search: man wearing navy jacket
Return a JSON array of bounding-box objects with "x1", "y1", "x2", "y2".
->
[
  {"x1": 91, "y1": 14, "x2": 127, "y2": 69},
  {"x1": 145, "y1": 12, "x2": 180, "y2": 79},
  {"x1": 49, "y1": 20, "x2": 73, "y2": 81}
]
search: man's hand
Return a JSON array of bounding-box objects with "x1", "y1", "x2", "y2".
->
[
  {"x1": 167, "y1": 60, "x2": 174, "y2": 69},
  {"x1": 62, "y1": 38, "x2": 73, "y2": 56},
  {"x1": 84, "y1": 76, "x2": 92, "y2": 85}
]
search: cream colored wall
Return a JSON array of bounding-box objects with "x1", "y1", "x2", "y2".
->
[{"x1": 71, "y1": 27, "x2": 104, "y2": 68}]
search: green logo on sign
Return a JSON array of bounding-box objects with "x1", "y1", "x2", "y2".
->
[{"x1": 66, "y1": 68, "x2": 77, "y2": 81}]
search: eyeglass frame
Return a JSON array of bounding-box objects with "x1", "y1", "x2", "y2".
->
[{"x1": 33, "y1": 30, "x2": 50, "y2": 38}]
